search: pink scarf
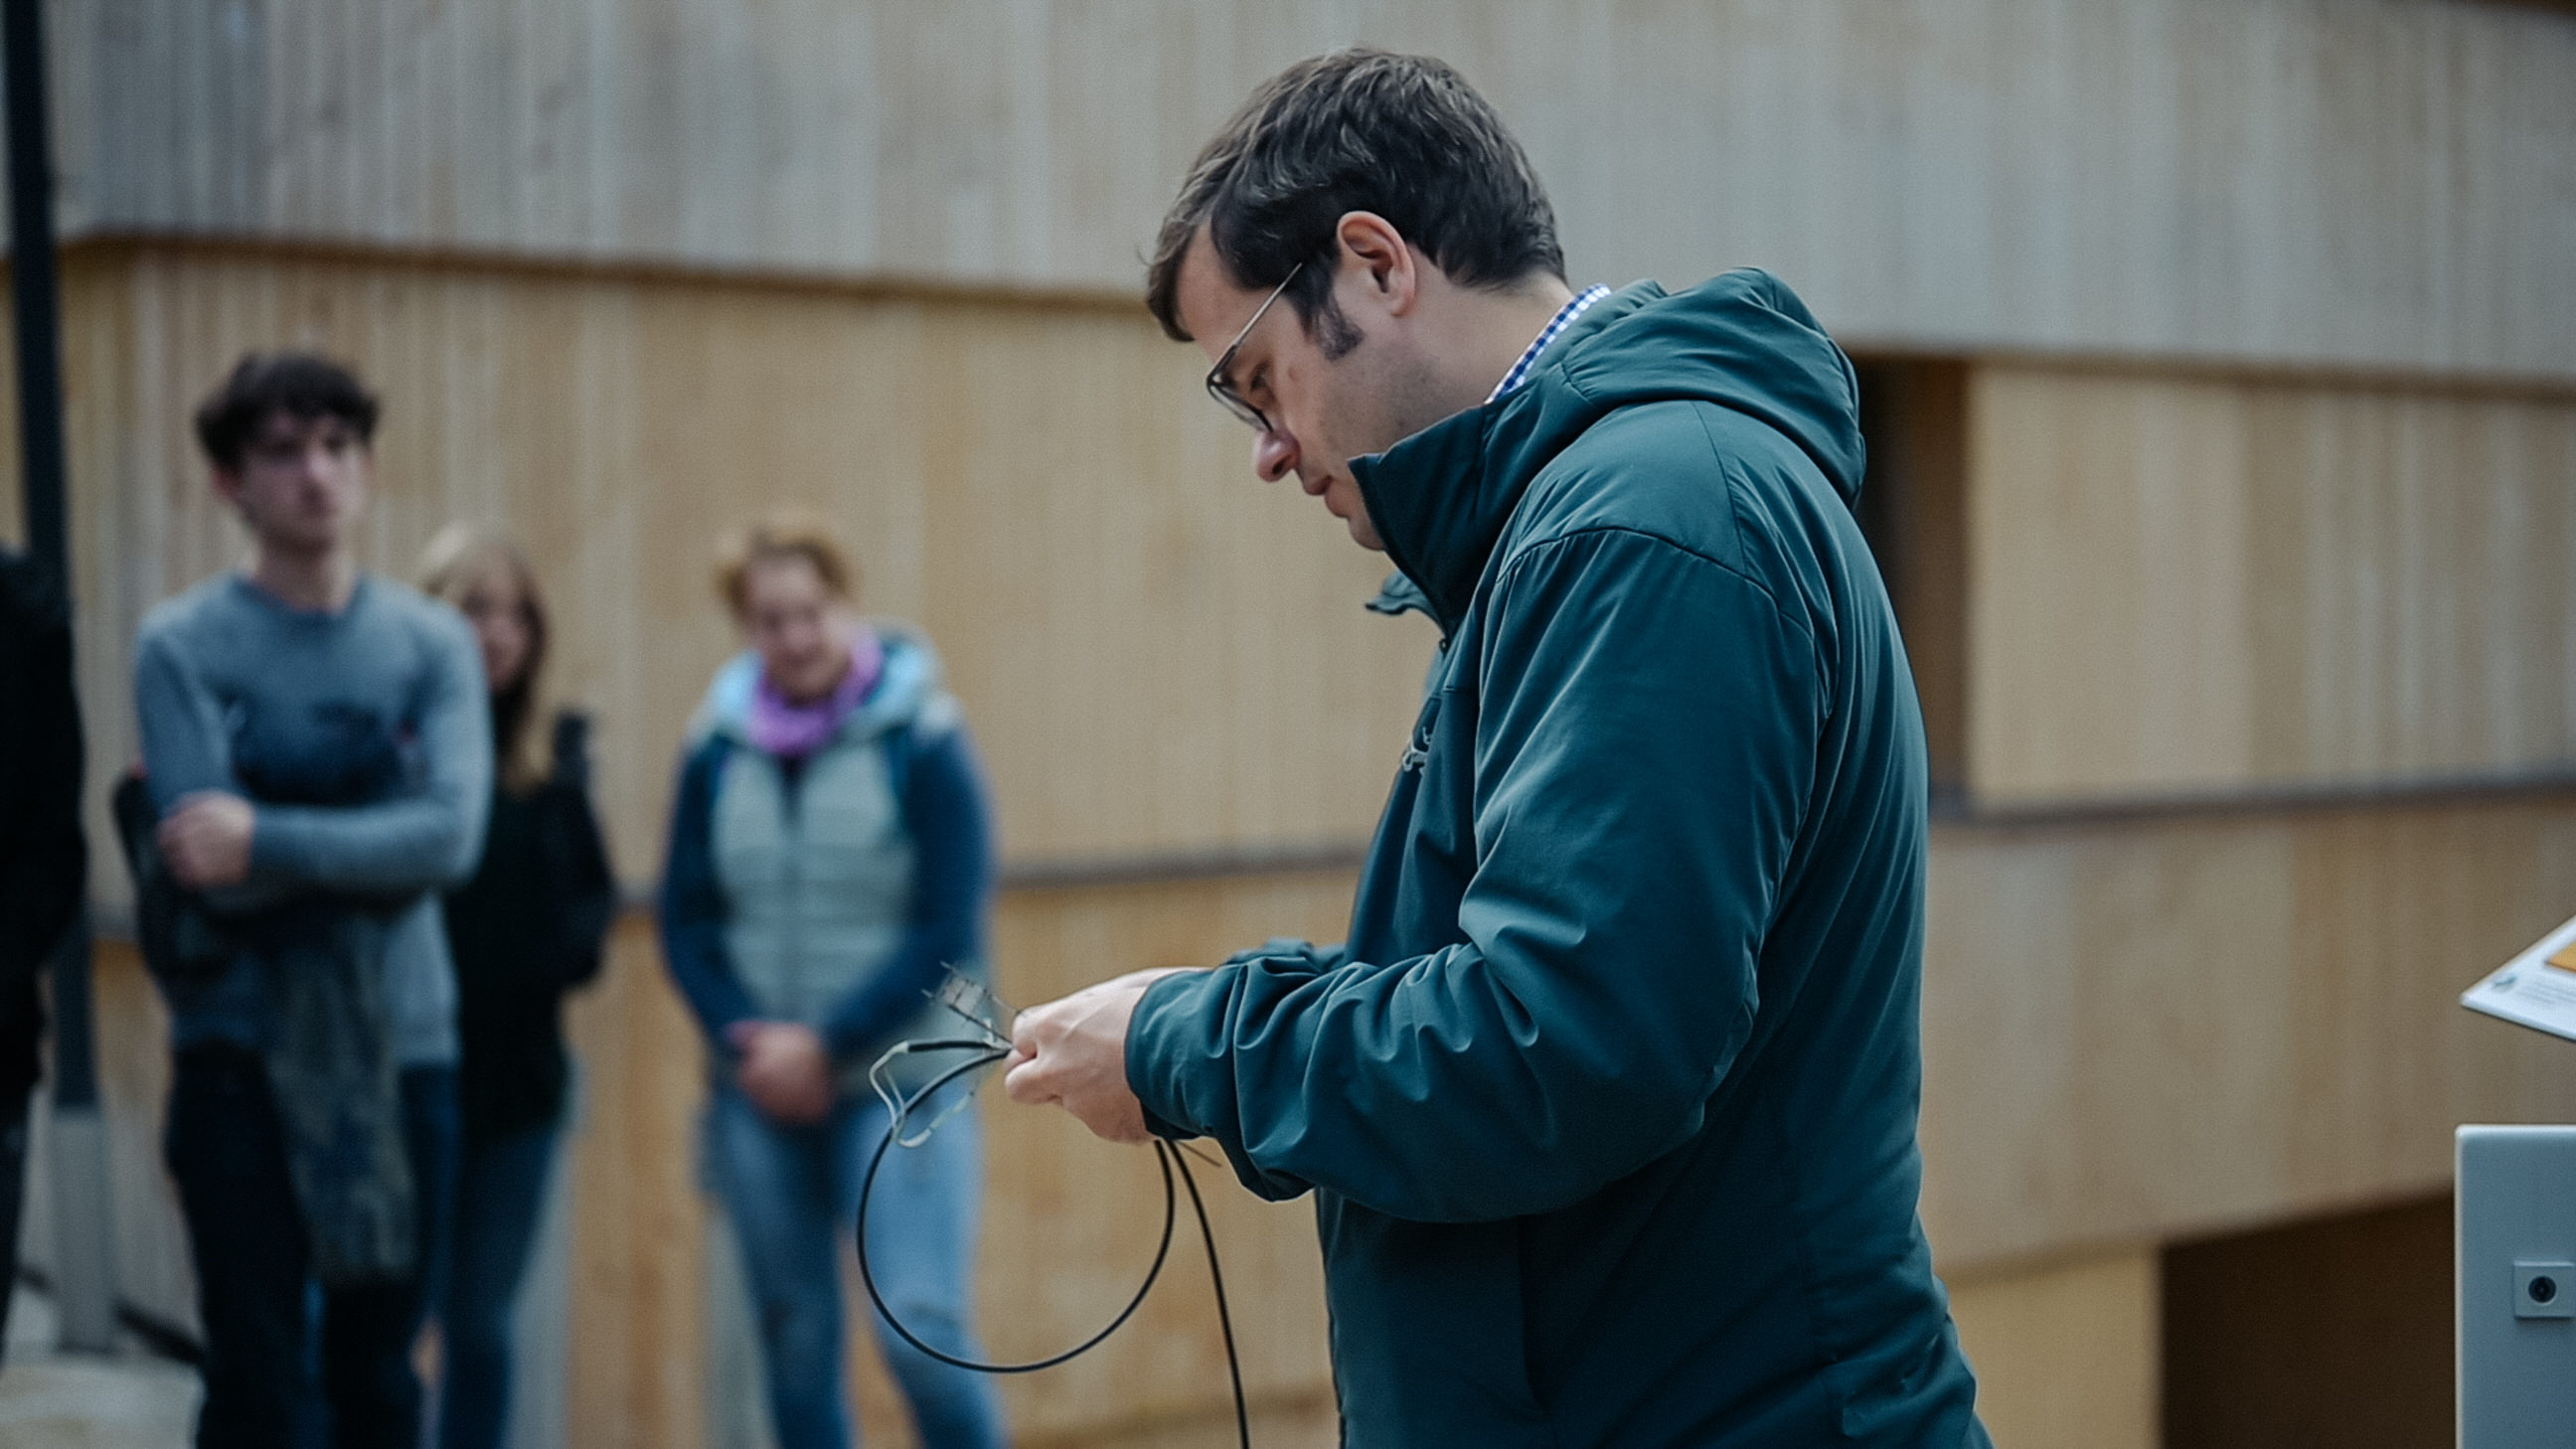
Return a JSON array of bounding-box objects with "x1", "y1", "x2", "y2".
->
[{"x1": 746, "y1": 630, "x2": 884, "y2": 759}]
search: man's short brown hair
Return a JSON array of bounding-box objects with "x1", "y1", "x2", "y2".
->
[
  {"x1": 192, "y1": 351, "x2": 381, "y2": 470},
  {"x1": 1145, "y1": 49, "x2": 1565, "y2": 349}
]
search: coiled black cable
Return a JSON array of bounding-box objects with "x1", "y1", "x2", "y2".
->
[{"x1": 855, "y1": 1045, "x2": 1252, "y2": 1449}]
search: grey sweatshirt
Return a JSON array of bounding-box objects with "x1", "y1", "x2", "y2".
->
[{"x1": 133, "y1": 572, "x2": 491, "y2": 1065}]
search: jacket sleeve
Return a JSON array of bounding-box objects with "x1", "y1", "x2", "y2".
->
[
  {"x1": 535, "y1": 778, "x2": 618, "y2": 992},
  {"x1": 0, "y1": 564, "x2": 83, "y2": 981},
  {"x1": 657, "y1": 738, "x2": 758, "y2": 1045},
  {"x1": 1127, "y1": 527, "x2": 1821, "y2": 1221},
  {"x1": 1220, "y1": 939, "x2": 1348, "y2": 972},
  {"x1": 133, "y1": 626, "x2": 242, "y2": 810},
  {"x1": 242, "y1": 613, "x2": 494, "y2": 895},
  {"x1": 818, "y1": 721, "x2": 994, "y2": 1062},
  {"x1": 132, "y1": 626, "x2": 288, "y2": 915}
]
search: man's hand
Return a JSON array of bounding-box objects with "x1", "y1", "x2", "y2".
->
[
  {"x1": 728, "y1": 1021, "x2": 835, "y2": 1125},
  {"x1": 159, "y1": 791, "x2": 255, "y2": 889},
  {"x1": 1004, "y1": 968, "x2": 1197, "y2": 1143}
]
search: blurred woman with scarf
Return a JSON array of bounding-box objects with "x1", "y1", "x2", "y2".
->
[{"x1": 657, "y1": 515, "x2": 1004, "y2": 1449}]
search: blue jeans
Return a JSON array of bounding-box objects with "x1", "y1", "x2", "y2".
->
[
  {"x1": 709, "y1": 1086, "x2": 1005, "y2": 1449},
  {"x1": 437, "y1": 1122, "x2": 560, "y2": 1449},
  {"x1": 164, "y1": 1046, "x2": 459, "y2": 1449}
]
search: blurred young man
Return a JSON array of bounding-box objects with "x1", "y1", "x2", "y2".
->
[
  {"x1": 1005, "y1": 50, "x2": 1989, "y2": 1447},
  {"x1": 133, "y1": 353, "x2": 488, "y2": 1447}
]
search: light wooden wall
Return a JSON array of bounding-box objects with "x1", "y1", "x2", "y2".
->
[
  {"x1": 48, "y1": 242, "x2": 1434, "y2": 904},
  {"x1": 1963, "y1": 365, "x2": 2576, "y2": 806},
  {"x1": 1947, "y1": 1247, "x2": 2159, "y2": 1449},
  {"x1": 1917, "y1": 795, "x2": 2576, "y2": 1271},
  {"x1": 54, "y1": 0, "x2": 2576, "y2": 380}
]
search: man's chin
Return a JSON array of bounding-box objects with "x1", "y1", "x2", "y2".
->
[{"x1": 1344, "y1": 514, "x2": 1385, "y2": 552}]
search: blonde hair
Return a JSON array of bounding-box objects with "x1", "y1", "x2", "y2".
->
[
  {"x1": 714, "y1": 512, "x2": 859, "y2": 619},
  {"x1": 417, "y1": 523, "x2": 553, "y2": 794}
]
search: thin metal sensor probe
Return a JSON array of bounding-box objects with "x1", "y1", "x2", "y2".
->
[{"x1": 931, "y1": 968, "x2": 1016, "y2": 1047}]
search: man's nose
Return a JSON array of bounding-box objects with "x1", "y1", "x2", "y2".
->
[{"x1": 1252, "y1": 426, "x2": 1298, "y2": 483}]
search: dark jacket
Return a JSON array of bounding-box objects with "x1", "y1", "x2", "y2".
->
[
  {"x1": 658, "y1": 632, "x2": 994, "y2": 1087},
  {"x1": 1128, "y1": 272, "x2": 1988, "y2": 1448},
  {"x1": 0, "y1": 549, "x2": 83, "y2": 1104},
  {"x1": 442, "y1": 716, "x2": 615, "y2": 1142}
]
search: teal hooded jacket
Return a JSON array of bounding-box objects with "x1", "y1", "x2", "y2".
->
[{"x1": 1127, "y1": 271, "x2": 1990, "y2": 1447}]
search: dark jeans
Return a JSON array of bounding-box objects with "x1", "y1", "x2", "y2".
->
[
  {"x1": 437, "y1": 1121, "x2": 559, "y2": 1449},
  {"x1": 165, "y1": 1046, "x2": 458, "y2": 1449}
]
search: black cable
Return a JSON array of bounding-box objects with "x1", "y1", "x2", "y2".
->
[
  {"x1": 855, "y1": 1047, "x2": 1254, "y2": 1449},
  {"x1": 1172, "y1": 1133, "x2": 1251, "y2": 1449}
]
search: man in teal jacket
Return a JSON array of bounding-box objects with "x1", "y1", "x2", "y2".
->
[{"x1": 1006, "y1": 49, "x2": 1989, "y2": 1448}]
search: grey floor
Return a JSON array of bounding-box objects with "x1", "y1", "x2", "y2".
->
[{"x1": 0, "y1": 1286, "x2": 201, "y2": 1449}]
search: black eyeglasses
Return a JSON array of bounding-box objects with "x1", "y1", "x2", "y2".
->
[{"x1": 1204, "y1": 262, "x2": 1304, "y2": 433}]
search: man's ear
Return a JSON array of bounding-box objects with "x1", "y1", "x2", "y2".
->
[
  {"x1": 1334, "y1": 212, "x2": 1419, "y2": 318},
  {"x1": 209, "y1": 465, "x2": 246, "y2": 509}
]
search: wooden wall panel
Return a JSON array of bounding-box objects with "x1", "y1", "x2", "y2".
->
[
  {"x1": 1917, "y1": 797, "x2": 2576, "y2": 1270},
  {"x1": 57, "y1": 0, "x2": 2576, "y2": 381},
  {"x1": 1965, "y1": 366, "x2": 2576, "y2": 804},
  {"x1": 1946, "y1": 1247, "x2": 2159, "y2": 1449},
  {"x1": 560, "y1": 919, "x2": 712, "y2": 1449},
  {"x1": 51, "y1": 242, "x2": 1434, "y2": 905}
]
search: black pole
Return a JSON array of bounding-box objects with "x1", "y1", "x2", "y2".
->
[{"x1": 4, "y1": 0, "x2": 95, "y2": 1113}]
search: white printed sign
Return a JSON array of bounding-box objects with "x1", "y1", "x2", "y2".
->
[{"x1": 2463, "y1": 912, "x2": 2576, "y2": 1046}]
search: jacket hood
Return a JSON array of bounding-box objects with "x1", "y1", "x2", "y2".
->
[
  {"x1": 687, "y1": 622, "x2": 944, "y2": 748},
  {"x1": 1351, "y1": 269, "x2": 1864, "y2": 630}
]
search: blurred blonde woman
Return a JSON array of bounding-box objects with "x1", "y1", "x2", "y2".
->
[
  {"x1": 415, "y1": 525, "x2": 614, "y2": 1449},
  {"x1": 656, "y1": 515, "x2": 1003, "y2": 1449}
]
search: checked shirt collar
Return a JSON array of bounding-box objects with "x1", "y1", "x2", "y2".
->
[{"x1": 1487, "y1": 284, "x2": 1613, "y2": 403}]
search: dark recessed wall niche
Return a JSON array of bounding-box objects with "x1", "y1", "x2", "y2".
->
[{"x1": 1852, "y1": 358, "x2": 1968, "y2": 800}]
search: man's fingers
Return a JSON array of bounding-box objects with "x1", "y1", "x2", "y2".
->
[{"x1": 1003, "y1": 1054, "x2": 1054, "y2": 1106}]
